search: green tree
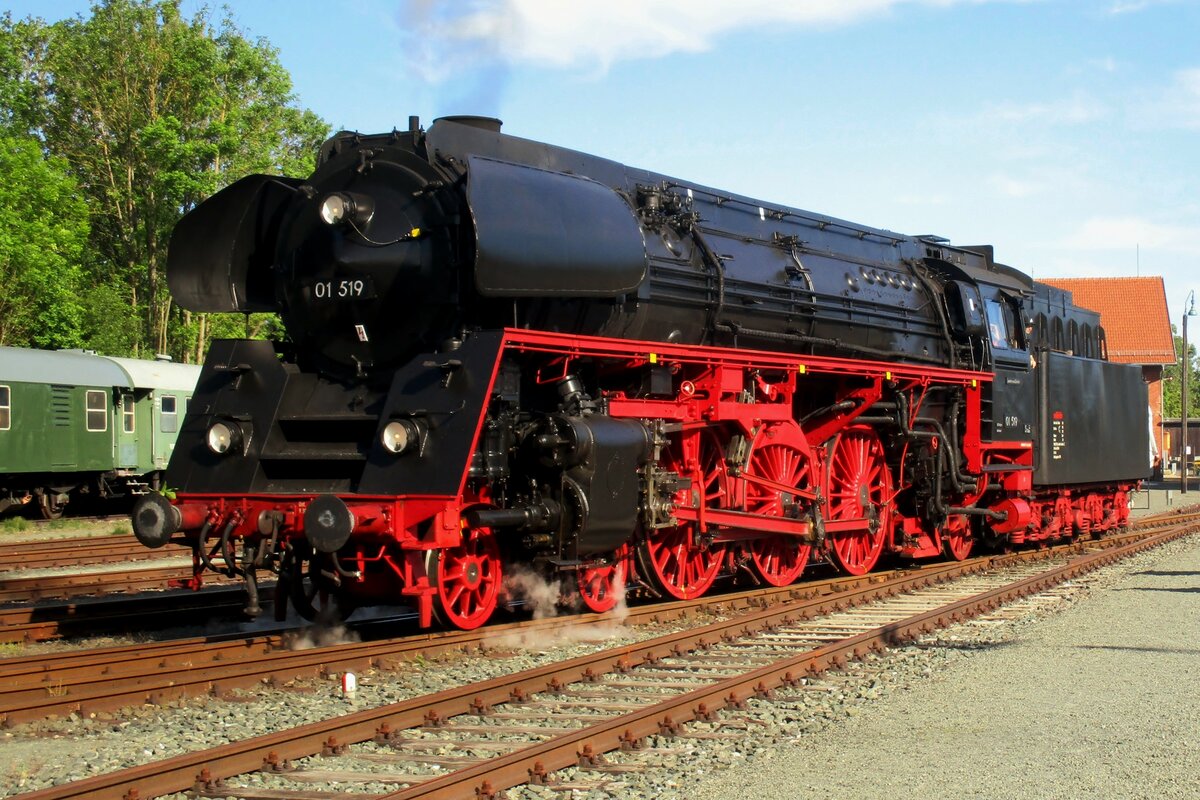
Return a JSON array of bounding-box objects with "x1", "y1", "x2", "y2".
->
[
  {"x1": 1162, "y1": 325, "x2": 1199, "y2": 418},
  {"x1": 0, "y1": 12, "x2": 48, "y2": 135},
  {"x1": 22, "y1": 0, "x2": 326, "y2": 361},
  {"x1": 0, "y1": 135, "x2": 90, "y2": 349}
]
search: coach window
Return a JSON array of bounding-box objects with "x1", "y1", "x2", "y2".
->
[
  {"x1": 121, "y1": 394, "x2": 135, "y2": 433},
  {"x1": 0, "y1": 386, "x2": 9, "y2": 430},
  {"x1": 161, "y1": 395, "x2": 178, "y2": 433},
  {"x1": 86, "y1": 390, "x2": 107, "y2": 432}
]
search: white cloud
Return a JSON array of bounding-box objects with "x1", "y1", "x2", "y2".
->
[
  {"x1": 402, "y1": 0, "x2": 1009, "y2": 78},
  {"x1": 1058, "y1": 217, "x2": 1200, "y2": 255},
  {"x1": 895, "y1": 192, "x2": 952, "y2": 206},
  {"x1": 1107, "y1": 0, "x2": 1179, "y2": 14},
  {"x1": 1159, "y1": 67, "x2": 1200, "y2": 128},
  {"x1": 983, "y1": 94, "x2": 1110, "y2": 126},
  {"x1": 987, "y1": 174, "x2": 1044, "y2": 198}
]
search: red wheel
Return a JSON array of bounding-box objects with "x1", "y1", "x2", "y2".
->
[
  {"x1": 637, "y1": 429, "x2": 729, "y2": 600},
  {"x1": 744, "y1": 425, "x2": 814, "y2": 586},
  {"x1": 576, "y1": 546, "x2": 629, "y2": 613},
  {"x1": 941, "y1": 514, "x2": 973, "y2": 561},
  {"x1": 825, "y1": 425, "x2": 892, "y2": 575},
  {"x1": 426, "y1": 524, "x2": 502, "y2": 630}
]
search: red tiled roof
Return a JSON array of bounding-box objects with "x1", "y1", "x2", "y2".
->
[{"x1": 1041, "y1": 276, "x2": 1176, "y2": 365}]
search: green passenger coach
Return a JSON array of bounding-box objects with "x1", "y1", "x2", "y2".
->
[{"x1": 0, "y1": 347, "x2": 201, "y2": 518}]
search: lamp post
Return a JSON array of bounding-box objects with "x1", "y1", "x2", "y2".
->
[{"x1": 1182, "y1": 290, "x2": 1196, "y2": 493}]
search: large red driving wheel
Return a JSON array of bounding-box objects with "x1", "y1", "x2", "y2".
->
[
  {"x1": 744, "y1": 424, "x2": 814, "y2": 587},
  {"x1": 576, "y1": 545, "x2": 630, "y2": 614},
  {"x1": 637, "y1": 429, "x2": 729, "y2": 600},
  {"x1": 825, "y1": 425, "x2": 892, "y2": 575},
  {"x1": 426, "y1": 523, "x2": 502, "y2": 630}
]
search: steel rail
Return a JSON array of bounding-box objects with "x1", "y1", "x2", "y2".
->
[
  {"x1": 0, "y1": 522, "x2": 1185, "y2": 723},
  {"x1": 0, "y1": 586, "x2": 254, "y2": 644},
  {"x1": 379, "y1": 522, "x2": 1200, "y2": 800},
  {"x1": 13, "y1": 521, "x2": 1195, "y2": 800},
  {"x1": 0, "y1": 563, "x2": 966, "y2": 725},
  {"x1": 0, "y1": 562, "x2": 237, "y2": 603},
  {"x1": 0, "y1": 535, "x2": 181, "y2": 571}
]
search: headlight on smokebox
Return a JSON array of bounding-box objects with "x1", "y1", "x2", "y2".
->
[
  {"x1": 206, "y1": 420, "x2": 244, "y2": 456},
  {"x1": 319, "y1": 191, "x2": 375, "y2": 227},
  {"x1": 381, "y1": 419, "x2": 421, "y2": 455}
]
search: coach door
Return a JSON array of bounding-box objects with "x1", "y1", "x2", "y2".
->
[{"x1": 114, "y1": 390, "x2": 151, "y2": 470}]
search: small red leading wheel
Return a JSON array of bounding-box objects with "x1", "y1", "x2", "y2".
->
[
  {"x1": 637, "y1": 428, "x2": 729, "y2": 600},
  {"x1": 743, "y1": 424, "x2": 815, "y2": 587},
  {"x1": 941, "y1": 514, "x2": 973, "y2": 561},
  {"x1": 825, "y1": 425, "x2": 892, "y2": 575},
  {"x1": 426, "y1": 524, "x2": 502, "y2": 630},
  {"x1": 576, "y1": 545, "x2": 630, "y2": 613},
  {"x1": 1084, "y1": 494, "x2": 1106, "y2": 535}
]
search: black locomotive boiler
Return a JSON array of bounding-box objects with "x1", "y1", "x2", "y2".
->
[{"x1": 132, "y1": 116, "x2": 1149, "y2": 628}]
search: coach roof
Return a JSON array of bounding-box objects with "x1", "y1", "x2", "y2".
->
[
  {"x1": 104, "y1": 356, "x2": 200, "y2": 393},
  {"x1": 0, "y1": 346, "x2": 132, "y2": 388}
]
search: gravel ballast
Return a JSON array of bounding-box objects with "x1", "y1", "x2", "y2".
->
[{"x1": 688, "y1": 534, "x2": 1200, "y2": 800}]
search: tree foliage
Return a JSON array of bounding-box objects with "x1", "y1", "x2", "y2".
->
[
  {"x1": 0, "y1": 135, "x2": 90, "y2": 349},
  {"x1": 1162, "y1": 326, "x2": 1199, "y2": 419},
  {"x1": 0, "y1": 0, "x2": 328, "y2": 360}
]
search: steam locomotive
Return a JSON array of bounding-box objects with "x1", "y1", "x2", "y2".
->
[{"x1": 132, "y1": 116, "x2": 1149, "y2": 628}]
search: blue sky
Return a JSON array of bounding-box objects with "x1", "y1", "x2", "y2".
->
[{"x1": 11, "y1": 0, "x2": 1200, "y2": 328}]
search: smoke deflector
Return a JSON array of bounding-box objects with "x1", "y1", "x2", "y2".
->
[{"x1": 466, "y1": 155, "x2": 647, "y2": 297}]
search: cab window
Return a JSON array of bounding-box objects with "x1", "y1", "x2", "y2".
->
[
  {"x1": 161, "y1": 395, "x2": 178, "y2": 433},
  {"x1": 0, "y1": 385, "x2": 9, "y2": 430},
  {"x1": 86, "y1": 390, "x2": 107, "y2": 432},
  {"x1": 985, "y1": 301, "x2": 1012, "y2": 350}
]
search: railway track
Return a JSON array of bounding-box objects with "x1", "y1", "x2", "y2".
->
[
  {"x1": 8, "y1": 516, "x2": 1197, "y2": 800},
  {"x1": 0, "y1": 532, "x2": 174, "y2": 571},
  {"x1": 0, "y1": 562, "x2": 950, "y2": 726},
  {"x1": 0, "y1": 561, "x2": 221, "y2": 604},
  {"x1": 2, "y1": 509, "x2": 1196, "y2": 719},
  {"x1": 0, "y1": 534, "x2": 231, "y2": 605},
  {"x1": 0, "y1": 585, "x2": 257, "y2": 645}
]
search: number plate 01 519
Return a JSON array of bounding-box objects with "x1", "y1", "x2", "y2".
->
[{"x1": 308, "y1": 276, "x2": 377, "y2": 301}]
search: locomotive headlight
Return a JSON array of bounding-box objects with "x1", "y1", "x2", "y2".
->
[
  {"x1": 319, "y1": 194, "x2": 348, "y2": 225},
  {"x1": 381, "y1": 419, "x2": 421, "y2": 455},
  {"x1": 206, "y1": 421, "x2": 243, "y2": 456},
  {"x1": 319, "y1": 192, "x2": 375, "y2": 228}
]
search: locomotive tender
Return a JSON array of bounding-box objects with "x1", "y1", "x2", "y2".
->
[{"x1": 132, "y1": 116, "x2": 1149, "y2": 628}]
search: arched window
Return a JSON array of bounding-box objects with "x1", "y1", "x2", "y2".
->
[
  {"x1": 1052, "y1": 317, "x2": 1065, "y2": 351},
  {"x1": 1068, "y1": 320, "x2": 1079, "y2": 355},
  {"x1": 1080, "y1": 323, "x2": 1092, "y2": 358}
]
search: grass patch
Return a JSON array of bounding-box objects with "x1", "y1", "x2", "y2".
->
[{"x1": 0, "y1": 516, "x2": 30, "y2": 534}]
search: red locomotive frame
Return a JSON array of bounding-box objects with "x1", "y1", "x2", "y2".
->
[{"x1": 167, "y1": 330, "x2": 1134, "y2": 629}]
